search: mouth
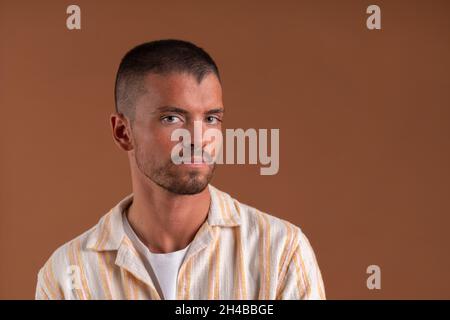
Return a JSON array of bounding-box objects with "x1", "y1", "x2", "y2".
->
[
  {"x1": 171, "y1": 150, "x2": 214, "y2": 167},
  {"x1": 184, "y1": 156, "x2": 209, "y2": 166}
]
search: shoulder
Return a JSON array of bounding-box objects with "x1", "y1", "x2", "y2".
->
[
  {"x1": 210, "y1": 186, "x2": 325, "y2": 299},
  {"x1": 35, "y1": 193, "x2": 133, "y2": 300},
  {"x1": 37, "y1": 193, "x2": 132, "y2": 285},
  {"x1": 36, "y1": 225, "x2": 97, "y2": 299},
  {"x1": 215, "y1": 186, "x2": 312, "y2": 256},
  {"x1": 219, "y1": 186, "x2": 299, "y2": 233},
  {"x1": 240, "y1": 198, "x2": 307, "y2": 247},
  {"x1": 44, "y1": 224, "x2": 98, "y2": 267}
]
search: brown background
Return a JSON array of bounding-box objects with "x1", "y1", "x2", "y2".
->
[{"x1": 1, "y1": 0, "x2": 449, "y2": 299}]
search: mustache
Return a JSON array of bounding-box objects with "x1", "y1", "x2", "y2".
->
[{"x1": 172, "y1": 146, "x2": 214, "y2": 164}]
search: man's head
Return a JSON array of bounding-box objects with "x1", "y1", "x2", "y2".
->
[{"x1": 111, "y1": 39, "x2": 223, "y2": 195}]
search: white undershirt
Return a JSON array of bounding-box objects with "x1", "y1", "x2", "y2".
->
[{"x1": 122, "y1": 212, "x2": 191, "y2": 300}]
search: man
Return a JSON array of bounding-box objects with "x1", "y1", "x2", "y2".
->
[{"x1": 35, "y1": 39, "x2": 325, "y2": 300}]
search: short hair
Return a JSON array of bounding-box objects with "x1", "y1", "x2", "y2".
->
[{"x1": 114, "y1": 39, "x2": 221, "y2": 120}]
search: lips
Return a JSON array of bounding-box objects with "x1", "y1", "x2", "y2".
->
[
  {"x1": 188, "y1": 151, "x2": 213, "y2": 164},
  {"x1": 191, "y1": 157, "x2": 205, "y2": 164},
  {"x1": 174, "y1": 149, "x2": 214, "y2": 165}
]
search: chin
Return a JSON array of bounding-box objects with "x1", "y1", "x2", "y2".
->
[
  {"x1": 151, "y1": 163, "x2": 215, "y2": 195},
  {"x1": 168, "y1": 181, "x2": 209, "y2": 195}
]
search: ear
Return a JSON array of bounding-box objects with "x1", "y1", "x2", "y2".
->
[{"x1": 110, "y1": 113, "x2": 134, "y2": 152}]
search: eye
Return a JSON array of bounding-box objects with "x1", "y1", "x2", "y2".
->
[
  {"x1": 161, "y1": 115, "x2": 182, "y2": 124},
  {"x1": 206, "y1": 116, "x2": 221, "y2": 125}
]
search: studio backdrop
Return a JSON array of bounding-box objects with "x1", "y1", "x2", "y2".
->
[{"x1": 0, "y1": 0, "x2": 449, "y2": 299}]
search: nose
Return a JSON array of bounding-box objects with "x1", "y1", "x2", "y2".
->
[{"x1": 184, "y1": 120, "x2": 207, "y2": 150}]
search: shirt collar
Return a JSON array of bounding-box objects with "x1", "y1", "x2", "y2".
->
[{"x1": 86, "y1": 184, "x2": 241, "y2": 252}]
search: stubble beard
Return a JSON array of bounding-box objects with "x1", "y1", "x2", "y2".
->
[{"x1": 134, "y1": 146, "x2": 215, "y2": 195}]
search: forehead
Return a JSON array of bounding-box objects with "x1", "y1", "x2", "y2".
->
[{"x1": 136, "y1": 71, "x2": 223, "y2": 114}]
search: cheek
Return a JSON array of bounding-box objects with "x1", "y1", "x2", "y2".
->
[{"x1": 152, "y1": 127, "x2": 181, "y2": 154}]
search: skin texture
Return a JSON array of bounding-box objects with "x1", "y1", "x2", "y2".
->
[{"x1": 110, "y1": 71, "x2": 224, "y2": 253}]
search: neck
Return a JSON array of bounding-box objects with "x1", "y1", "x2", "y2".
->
[{"x1": 127, "y1": 172, "x2": 211, "y2": 254}]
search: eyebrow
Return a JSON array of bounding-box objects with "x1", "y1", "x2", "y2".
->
[{"x1": 154, "y1": 105, "x2": 224, "y2": 115}]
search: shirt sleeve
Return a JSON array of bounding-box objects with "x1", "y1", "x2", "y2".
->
[
  {"x1": 35, "y1": 260, "x2": 65, "y2": 300},
  {"x1": 278, "y1": 228, "x2": 326, "y2": 300}
]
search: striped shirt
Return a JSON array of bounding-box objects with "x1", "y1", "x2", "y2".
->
[{"x1": 35, "y1": 184, "x2": 326, "y2": 300}]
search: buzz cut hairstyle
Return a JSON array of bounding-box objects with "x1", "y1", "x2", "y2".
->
[{"x1": 114, "y1": 39, "x2": 221, "y2": 121}]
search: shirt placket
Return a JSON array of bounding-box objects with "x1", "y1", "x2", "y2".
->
[
  {"x1": 176, "y1": 222, "x2": 215, "y2": 300},
  {"x1": 114, "y1": 238, "x2": 162, "y2": 299}
]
